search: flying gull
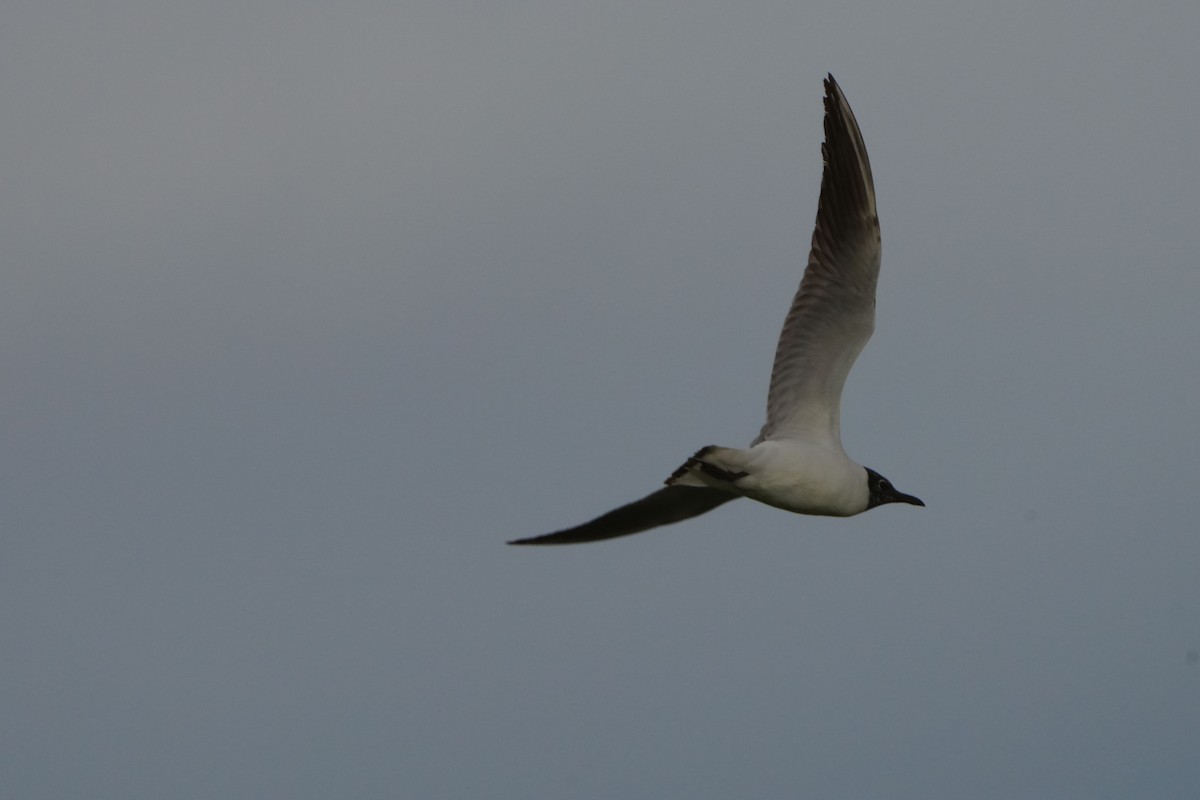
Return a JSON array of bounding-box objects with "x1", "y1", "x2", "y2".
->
[{"x1": 510, "y1": 75, "x2": 923, "y2": 545}]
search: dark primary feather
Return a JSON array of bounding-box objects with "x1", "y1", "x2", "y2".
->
[{"x1": 508, "y1": 486, "x2": 738, "y2": 545}]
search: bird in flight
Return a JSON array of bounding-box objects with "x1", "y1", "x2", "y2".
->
[{"x1": 509, "y1": 75, "x2": 922, "y2": 546}]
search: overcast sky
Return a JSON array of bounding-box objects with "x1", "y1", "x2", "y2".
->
[{"x1": 3, "y1": 1, "x2": 1199, "y2": 797}]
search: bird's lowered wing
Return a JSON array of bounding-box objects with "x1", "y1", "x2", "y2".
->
[{"x1": 508, "y1": 486, "x2": 737, "y2": 545}]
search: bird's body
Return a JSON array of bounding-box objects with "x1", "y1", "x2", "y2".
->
[
  {"x1": 666, "y1": 441, "x2": 868, "y2": 517},
  {"x1": 510, "y1": 75, "x2": 922, "y2": 546}
]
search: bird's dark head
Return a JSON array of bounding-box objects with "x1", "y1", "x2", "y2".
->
[{"x1": 865, "y1": 467, "x2": 924, "y2": 510}]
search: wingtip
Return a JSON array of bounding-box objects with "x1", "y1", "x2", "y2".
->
[
  {"x1": 507, "y1": 534, "x2": 571, "y2": 546},
  {"x1": 823, "y1": 74, "x2": 850, "y2": 114}
]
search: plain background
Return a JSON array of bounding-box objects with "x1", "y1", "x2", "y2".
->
[{"x1": 3, "y1": 1, "x2": 1199, "y2": 797}]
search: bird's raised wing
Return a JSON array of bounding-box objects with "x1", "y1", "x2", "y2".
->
[
  {"x1": 755, "y1": 75, "x2": 881, "y2": 447},
  {"x1": 508, "y1": 486, "x2": 737, "y2": 545}
]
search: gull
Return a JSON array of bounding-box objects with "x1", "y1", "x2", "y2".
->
[{"x1": 509, "y1": 75, "x2": 922, "y2": 546}]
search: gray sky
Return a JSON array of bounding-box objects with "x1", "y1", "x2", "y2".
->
[{"x1": 3, "y1": 1, "x2": 1199, "y2": 797}]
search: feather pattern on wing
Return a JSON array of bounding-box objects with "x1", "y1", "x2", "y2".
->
[{"x1": 756, "y1": 75, "x2": 881, "y2": 447}]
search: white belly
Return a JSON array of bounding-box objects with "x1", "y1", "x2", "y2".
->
[{"x1": 736, "y1": 440, "x2": 869, "y2": 517}]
